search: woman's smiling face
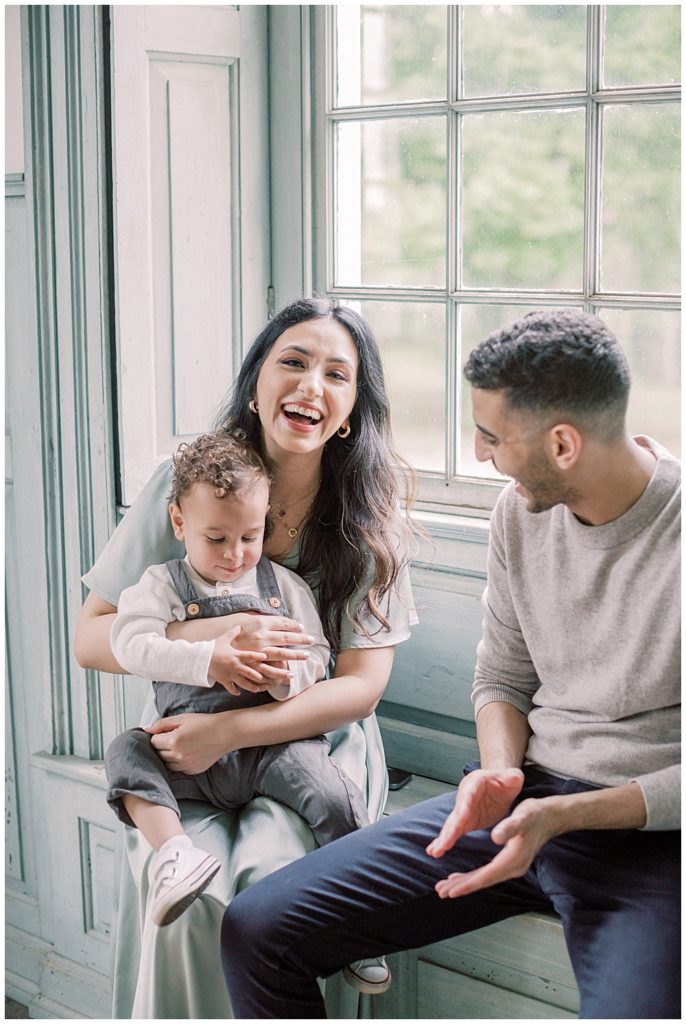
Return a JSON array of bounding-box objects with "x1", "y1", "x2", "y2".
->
[{"x1": 254, "y1": 318, "x2": 359, "y2": 460}]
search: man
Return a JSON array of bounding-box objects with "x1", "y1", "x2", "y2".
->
[{"x1": 221, "y1": 310, "x2": 680, "y2": 1019}]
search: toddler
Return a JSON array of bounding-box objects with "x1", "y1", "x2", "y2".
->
[{"x1": 104, "y1": 434, "x2": 388, "y2": 992}]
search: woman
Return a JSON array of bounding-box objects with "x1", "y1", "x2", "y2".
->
[{"x1": 75, "y1": 297, "x2": 417, "y2": 1018}]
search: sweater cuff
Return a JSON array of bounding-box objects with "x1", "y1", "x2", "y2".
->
[
  {"x1": 195, "y1": 639, "x2": 216, "y2": 688},
  {"x1": 472, "y1": 684, "x2": 534, "y2": 720},
  {"x1": 632, "y1": 764, "x2": 681, "y2": 831}
]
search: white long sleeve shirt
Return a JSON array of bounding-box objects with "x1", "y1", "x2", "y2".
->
[{"x1": 110, "y1": 557, "x2": 331, "y2": 701}]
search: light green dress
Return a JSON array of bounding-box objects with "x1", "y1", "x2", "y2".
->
[{"x1": 83, "y1": 460, "x2": 417, "y2": 1019}]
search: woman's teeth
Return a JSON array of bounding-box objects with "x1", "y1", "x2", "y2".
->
[{"x1": 283, "y1": 403, "x2": 322, "y2": 423}]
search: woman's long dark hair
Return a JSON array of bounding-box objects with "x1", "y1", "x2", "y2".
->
[{"x1": 213, "y1": 297, "x2": 416, "y2": 650}]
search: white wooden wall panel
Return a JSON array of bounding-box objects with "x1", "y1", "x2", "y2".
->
[
  {"x1": 149, "y1": 59, "x2": 234, "y2": 442},
  {"x1": 5, "y1": 5, "x2": 25, "y2": 173},
  {"x1": 112, "y1": 5, "x2": 268, "y2": 506},
  {"x1": 388, "y1": 568, "x2": 484, "y2": 721},
  {"x1": 5, "y1": 183, "x2": 48, "y2": 914}
]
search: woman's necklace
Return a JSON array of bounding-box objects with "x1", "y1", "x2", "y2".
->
[{"x1": 271, "y1": 480, "x2": 320, "y2": 540}]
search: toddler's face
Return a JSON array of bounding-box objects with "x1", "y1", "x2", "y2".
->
[{"x1": 169, "y1": 478, "x2": 269, "y2": 585}]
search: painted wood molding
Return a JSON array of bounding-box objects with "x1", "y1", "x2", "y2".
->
[{"x1": 23, "y1": 5, "x2": 115, "y2": 760}]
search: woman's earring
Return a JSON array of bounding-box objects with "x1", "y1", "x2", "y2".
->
[
  {"x1": 249, "y1": 399, "x2": 259, "y2": 414},
  {"x1": 338, "y1": 422, "x2": 351, "y2": 439}
]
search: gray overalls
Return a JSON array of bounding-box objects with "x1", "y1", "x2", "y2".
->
[{"x1": 105, "y1": 558, "x2": 368, "y2": 847}]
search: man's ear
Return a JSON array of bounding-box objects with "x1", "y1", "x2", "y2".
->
[
  {"x1": 547, "y1": 423, "x2": 582, "y2": 471},
  {"x1": 169, "y1": 502, "x2": 185, "y2": 542}
]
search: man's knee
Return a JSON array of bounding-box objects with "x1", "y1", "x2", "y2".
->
[{"x1": 222, "y1": 886, "x2": 273, "y2": 960}]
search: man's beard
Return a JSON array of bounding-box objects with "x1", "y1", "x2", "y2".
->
[{"x1": 517, "y1": 449, "x2": 583, "y2": 514}]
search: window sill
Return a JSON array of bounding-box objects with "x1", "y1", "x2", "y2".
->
[{"x1": 411, "y1": 507, "x2": 490, "y2": 577}]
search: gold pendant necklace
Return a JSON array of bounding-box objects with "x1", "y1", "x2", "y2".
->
[
  {"x1": 272, "y1": 480, "x2": 320, "y2": 541},
  {"x1": 274, "y1": 505, "x2": 300, "y2": 540}
]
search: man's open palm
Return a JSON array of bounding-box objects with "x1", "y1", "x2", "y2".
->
[{"x1": 426, "y1": 768, "x2": 524, "y2": 859}]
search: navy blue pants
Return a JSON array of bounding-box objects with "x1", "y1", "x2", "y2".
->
[{"x1": 221, "y1": 767, "x2": 680, "y2": 1019}]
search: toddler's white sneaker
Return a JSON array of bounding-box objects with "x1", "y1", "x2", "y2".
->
[
  {"x1": 148, "y1": 835, "x2": 220, "y2": 927},
  {"x1": 343, "y1": 956, "x2": 392, "y2": 995}
]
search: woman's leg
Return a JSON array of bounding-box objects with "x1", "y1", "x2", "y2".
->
[
  {"x1": 254, "y1": 737, "x2": 370, "y2": 846},
  {"x1": 221, "y1": 792, "x2": 552, "y2": 1019}
]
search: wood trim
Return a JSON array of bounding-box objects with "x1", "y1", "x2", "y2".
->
[{"x1": 23, "y1": 6, "x2": 115, "y2": 759}]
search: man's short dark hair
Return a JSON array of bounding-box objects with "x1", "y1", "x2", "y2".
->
[{"x1": 464, "y1": 309, "x2": 631, "y2": 438}]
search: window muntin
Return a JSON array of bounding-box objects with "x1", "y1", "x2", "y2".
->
[{"x1": 322, "y1": 6, "x2": 680, "y2": 510}]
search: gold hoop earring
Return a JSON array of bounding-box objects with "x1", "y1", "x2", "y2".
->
[
  {"x1": 338, "y1": 422, "x2": 351, "y2": 439},
  {"x1": 249, "y1": 399, "x2": 259, "y2": 414}
]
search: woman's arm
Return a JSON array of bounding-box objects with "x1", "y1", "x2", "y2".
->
[
  {"x1": 147, "y1": 646, "x2": 396, "y2": 774},
  {"x1": 74, "y1": 592, "x2": 127, "y2": 674},
  {"x1": 75, "y1": 592, "x2": 312, "y2": 676}
]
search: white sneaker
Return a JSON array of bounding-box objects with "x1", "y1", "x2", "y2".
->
[
  {"x1": 343, "y1": 956, "x2": 392, "y2": 995},
  {"x1": 148, "y1": 837, "x2": 220, "y2": 927}
]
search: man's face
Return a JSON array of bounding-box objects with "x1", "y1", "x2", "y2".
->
[{"x1": 471, "y1": 387, "x2": 577, "y2": 514}]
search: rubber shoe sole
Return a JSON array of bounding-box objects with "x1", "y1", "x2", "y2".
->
[
  {"x1": 151, "y1": 854, "x2": 221, "y2": 927},
  {"x1": 342, "y1": 960, "x2": 392, "y2": 995}
]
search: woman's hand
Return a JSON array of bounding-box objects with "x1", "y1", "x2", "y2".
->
[
  {"x1": 145, "y1": 713, "x2": 235, "y2": 774},
  {"x1": 167, "y1": 611, "x2": 314, "y2": 665},
  {"x1": 229, "y1": 613, "x2": 314, "y2": 661}
]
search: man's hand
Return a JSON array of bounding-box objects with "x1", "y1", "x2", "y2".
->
[
  {"x1": 434, "y1": 795, "x2": 564, "y2": 899},
  {"x1": 145, "y1": 712, "x2": 233, "y2": 774},
  {"x1": 426, "y1": 767, "x2": 524, "y2": 860}
]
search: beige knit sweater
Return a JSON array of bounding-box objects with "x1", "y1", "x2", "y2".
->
[{"x1": 472, "y1": 437, "x2": 680, "y2": 830}]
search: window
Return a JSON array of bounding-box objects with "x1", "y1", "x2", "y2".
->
[{"x1": 314, "y1": 5, "x2": 680, "y2": 514}]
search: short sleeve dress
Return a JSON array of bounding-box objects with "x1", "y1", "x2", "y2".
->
[{"x1": 84, "y1": 459, "x2": 417, "y2": 1019}]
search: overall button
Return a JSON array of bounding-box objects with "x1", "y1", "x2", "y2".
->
[
  {"x1": 269, "y1": 597, "x2": 281, "y2": 608},
  {"x1": 187, "y1": 602, "x2": 201, "y2": 616}
]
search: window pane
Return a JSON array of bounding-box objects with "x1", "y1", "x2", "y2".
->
[
  {"x1": 597, "y1": 308, "x2": 681, "y2": 457},
  {"x1": 603, "y1": 6, "x2": 681, "y2": 88},
  {"x1": 346, "y1": 299, "x2": 446, "y2": 473},
  {"x1": 600, "y1": 104, "x2": 680, "y2": 294},
  {"x1": 461, "y1": 109, "x2": 585, "y2": 290},
  {"x1": 462, "y1": 5, "x2": 587, "y2": 97},
  {"x1": 335, "y1": 117, "x2": 446, "y2": 288},
  {"x1": 336, "y1": 5, "x2": 447, "y2": 107}
]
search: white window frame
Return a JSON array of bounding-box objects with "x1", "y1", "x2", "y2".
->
[{"x1": 310, "y1": 5, "x2": 681, "y2": 517}]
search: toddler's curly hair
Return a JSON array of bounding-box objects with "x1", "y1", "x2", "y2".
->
[{"x1": 170, "y1": 432, "x2": 270, "y2": 505}]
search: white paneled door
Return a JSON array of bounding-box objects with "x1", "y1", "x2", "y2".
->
[{"x1": 111, "y1": 4, "x2": 270, "y2": 505}]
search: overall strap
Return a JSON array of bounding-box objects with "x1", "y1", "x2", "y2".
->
[
  {"x1": 255, "y1": 556, "x2": 287, "y2": 613},
  {"x1": 165, "y1": 559, "x2": 202, "y2": 616}
]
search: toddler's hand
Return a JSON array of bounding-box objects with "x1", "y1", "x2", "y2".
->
[{"x1": 209, "y1": 625, "x2": 270, "y2": 696}]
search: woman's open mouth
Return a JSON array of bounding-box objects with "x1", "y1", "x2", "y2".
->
[{"x1": 281, "y1": 403, "x2": 323, "y2": 430}]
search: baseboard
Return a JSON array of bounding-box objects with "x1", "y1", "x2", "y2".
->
[{"x1": 5, "y1": 925, "x2": 111, "y2": 1020}]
